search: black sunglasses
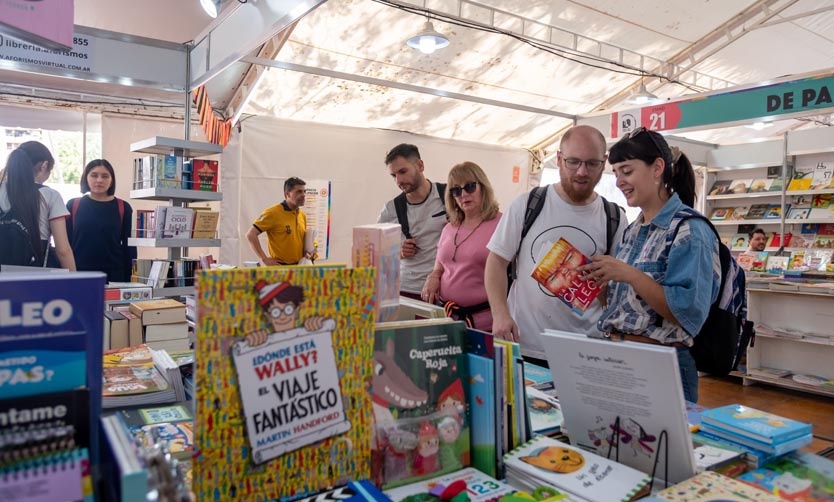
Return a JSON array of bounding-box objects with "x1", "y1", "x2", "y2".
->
[
  {"x1": 449, "y1": 181, "x2": 478, "y2": 197},
  {"x1": 627, "y1": 126, "x2": 664, "y2": 157}
]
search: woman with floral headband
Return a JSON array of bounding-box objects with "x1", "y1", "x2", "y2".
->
[{"x1": 581, "y1": 128, "x2": 719, "y2": 402}]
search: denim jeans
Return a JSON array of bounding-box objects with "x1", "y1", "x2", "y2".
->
[{"x1": 676, "y1": 347, "x2": 699, "y2": 403}]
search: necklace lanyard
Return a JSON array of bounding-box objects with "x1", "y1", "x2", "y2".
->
[{"x1": 452, "y1": 220, "x2": 484, "y2": 262}]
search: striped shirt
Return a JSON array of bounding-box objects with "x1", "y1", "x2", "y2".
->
[{"x1": 597, "y1": 194, "x2": 720, "y2": 346}]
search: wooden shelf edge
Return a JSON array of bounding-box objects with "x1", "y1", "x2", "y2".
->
[{"x1": 742, "y1": 374, "x2": 834, "y2": 398}]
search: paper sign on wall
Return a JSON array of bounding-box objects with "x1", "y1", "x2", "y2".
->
[{"x1": 302, "y1": 179, "x2": 332, "y2": 259}]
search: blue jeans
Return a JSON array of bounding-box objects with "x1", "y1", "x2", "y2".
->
[{"x1": 676, "y1": 347, "x2": 699, "y2": 403}]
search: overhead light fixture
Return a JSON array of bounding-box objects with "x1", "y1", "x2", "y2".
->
[
  {"x1": 745, "y1": 121, "x2": 774, "y2": 131},
  {"x1": 200, "y1": 0, "x2": 222, "y2": 18},
  {"x1": 406, "y1": 20, "x2": 450, "y2": 55},
  {"x1": 627, "y1": 80, "x2": 659, "y2": 106}
]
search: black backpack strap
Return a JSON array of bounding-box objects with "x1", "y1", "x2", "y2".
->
[
  {"x1": 508, "y1": 186, "x2": 548, "y2": 282},
  {"x1": 600, "y1": 196, "x2": 623, "y2": 255},
  {"x1": 394, "y1": 192, "x2": 411, "y2": 239},
  {"x1": 436, "y1": 182, "x2": 446, "y2": 202}
]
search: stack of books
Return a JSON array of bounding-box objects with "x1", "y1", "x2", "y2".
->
[
  {"x1": 102, "y1": 345, "x2": 183, "y2": 408},
  {"x1": 697, "y1": 405, "x2": 813, "y2": 462},
  {"x1": 129, "y1": 299, "x2": 190, "y2": 352},
  {"x1": 503, "y1": 436, "x2": 651, "y2": 502}
]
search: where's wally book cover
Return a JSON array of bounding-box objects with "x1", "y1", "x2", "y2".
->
[
  {"x1": 531, "y1": 237, "x2": 601, "y2": 315},
  {"x1": 193, "y1": 266, "x2": 377, "y2": 501},
  {"x1": 372, "y1": 319, "x2": 469, "y2": 489}
]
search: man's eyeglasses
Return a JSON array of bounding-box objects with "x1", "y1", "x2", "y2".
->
[
  {"x1": 559, "y1": 154, "x2": 606, "y2": 172},
  {"x1": 627, "y1": 126, "x2": 663, "y2": 156},
  {"x1": 449, "y1": 181, "x2": 478, "y2": 197}
]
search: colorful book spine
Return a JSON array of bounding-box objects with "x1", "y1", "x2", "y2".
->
[{"x1": 466, "y1": 353, "x2": 497, "y2": 478}]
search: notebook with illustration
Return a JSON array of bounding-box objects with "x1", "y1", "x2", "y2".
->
[
  {"x1": 193, "y1": 267, "x2": 377, "y2": 501},
  {"x1": 655, "y1": 470, "x2": 781, "y2": 501},
  {"x1": 503, "y1": 436, "x2": 651, "y2": 502}
]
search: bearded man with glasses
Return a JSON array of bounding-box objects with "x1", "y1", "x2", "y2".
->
[{"x1": 485, "y1": 125, "x2": 627, "y2": 367}]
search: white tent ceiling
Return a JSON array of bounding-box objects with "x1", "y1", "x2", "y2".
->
[{"x1": 4, "y1": 0, "x2": 834, "y2": 150}]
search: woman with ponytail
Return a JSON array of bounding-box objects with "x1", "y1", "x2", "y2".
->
[
  {"x1": 0, "y1": 141, "x2": 76, "y2": 270},
  {"x1": 581, "y1": 128, "x2": 719, "y2": 402}
]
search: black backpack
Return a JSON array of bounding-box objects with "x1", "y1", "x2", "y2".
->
[
  {"x1": 0, "y1": 207, "x2": 38, "y2": 267},
  {"x1": 507, "y1": 186, "x2": 623, "y2": 284},
  {"x1": 663, "y1": 209, "x2": 754, "y2": 376},
  {"x1": 393, "y1": 182, "x2": 447, "y2": 238}
]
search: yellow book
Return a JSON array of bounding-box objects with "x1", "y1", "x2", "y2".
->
[{"x1": 193, "y1": 266, "x2": 376, "y2": 501}]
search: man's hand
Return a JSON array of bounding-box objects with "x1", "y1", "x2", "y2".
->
[
  {"x1": 491, "y1": 312, "x2": 519, "y2": 342},
  {"x1": 303, "y1": 316, "x2": 326, "y2": 331},
  {"x1": 246, "y1": 329, "x2": 269, "y2": 347},
  {"x1": 262, "y1": 257, "x2": 282, "y2": 266},
  {"x1": 401, "y1": 238, "x2": 419, "y2": 259}
]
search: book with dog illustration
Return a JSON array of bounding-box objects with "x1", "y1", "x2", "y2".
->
[
  {"x1": 531, "y1": 237, "x2": 601, "y2": 315},
  {"x1": 193, "y1": 266, "x2": 377, "y2": 501}
]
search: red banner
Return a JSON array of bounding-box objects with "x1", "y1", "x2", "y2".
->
[{"x1": 193, "y1": 86, "x2": 233, "y2": 147}]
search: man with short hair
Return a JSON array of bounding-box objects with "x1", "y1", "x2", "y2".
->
[
  {"x1": 485, "y1": 125, "x2": 627, "y2": 363},
  {"x1": 246, "y1": 176, "x2": 313, "y2": 266},
  {"x1": 377, "y1": 144, "x2": 447, "y2": 300},
  {"x1": 748, "y1": 228, "x2": 767, "y2": 252}
]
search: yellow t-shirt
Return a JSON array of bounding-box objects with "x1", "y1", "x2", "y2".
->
[{"x1": 252, "y1": 202, "x2": 306, "y2": 264}]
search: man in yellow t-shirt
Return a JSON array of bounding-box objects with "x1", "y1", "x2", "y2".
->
[{"x1": 246, "y1": 177, "x2": 311, "y2": 265}]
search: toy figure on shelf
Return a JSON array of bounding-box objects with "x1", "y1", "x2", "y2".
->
[{"x1": 413, "y1": 421, "x2": 440, "y2": 476}]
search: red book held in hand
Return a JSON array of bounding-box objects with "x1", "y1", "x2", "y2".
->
[{"x1": 531, "y1": 237, "x2": 601, "y2": 315}]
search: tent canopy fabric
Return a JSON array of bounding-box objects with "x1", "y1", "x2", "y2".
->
[{"x1": 8, "y1": 0, "x2": 834, "y2": 149}]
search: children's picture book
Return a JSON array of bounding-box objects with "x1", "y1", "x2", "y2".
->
[
  {"x1": 788, "y1": 207, "x2": 810, "y2": 220},
  {"x1": 765, "y1": 256, "x2": 790, "y2": 274},
  {"x1": 708, "y1": 180, "x2": 731, "y2": 196},
  {"x1": 803, "y1": 249, "x2": 833, "y2": 271},
  {"x1": 540, "y1": 330, "x2": 697, "y2": 484},
  {"x1": 737, "y1": 252, "x2": 768, "y2": 272},
  {"x1": 810, "y1": 161, "x2": 834, "y2": 190},
  {"x1": 384, "y1": 467, "x2": 516, "y2": 502},
  {"x1": 749, "y1": 179, "x2": 773, "y2": 193},
  {"x1": 769, "y1": 177, "x2": 783, "y2": 192},
  {"x1": 737, "y1": 450, "x2": 834, "y2": 501},
  {"x1": 530, "y1": 237, "x2": 601, "y2": 315},
  {"x1": 693, "y1": 444, "x2": 746, "y2": 473},
  {"x1": 746, "y1": 204, "x2": 769, "y2": 220},
  {"x1": 764, "y1": 204, "x2": 782, "y2": 219},
  {"x1": 522, "y1": 360, "x2": 555, "y2": 394},
  {"x1": 503, "y1": 436, "x2": 651, "y2": 502},
  {"x1": 730, "y1": 233, "x2": 749, "y2": 251},
  {"x1": 372, "y1": 320, "x2": 469, "y2": 488},
  {"x1": 655, "y1": 470, "x2": 782, "y2": 501},
  {"x1": 466, "y1": 353, "x2": 497, "y2": 477},
  {"x1": 767, "y1": 232, "x2": 792, "y2": 249},
  {"x1": 788, "y1": 250, "x2": 807, "y2": 271},
  {"x1": 699, "y1": 404, "x2": 812, "y2": 445},
  {"x1": 728, "y1": 179, "x2": 752, "y2": 194},
  {"x1": 102, "y1": 345, "x2": 171, "y2": 397},
  {"x1": 788, "y1": 167, "x2": 814, "y2": 191},
  {"x1": 709, "y1": 207, "x2": 732, "y2": 221},
  {"x1": 729, "y1": 206, "x2": 750, "y2": 220},
  {"x1": 192, "y1": 158, "x2": 219, "y2": 191},
  {"x1": 525, "y1": 386, "x2": 563, "y2": 436},
  {"x1": 193, "y1": 267, "x2": 377, "y2": 501}
]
